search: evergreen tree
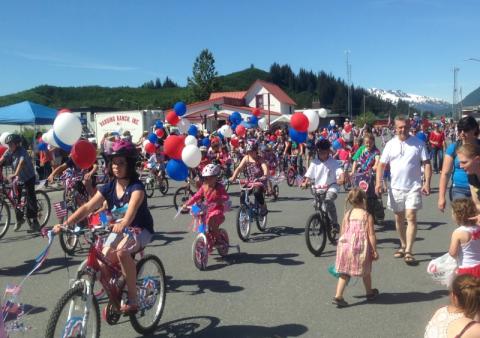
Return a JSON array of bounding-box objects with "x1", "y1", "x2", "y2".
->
[
  {"x1": 187, "y1": 49, "x2": 219, "y2": 101},
  {"x1": 162, "y1": 76, "x2": 178, "y2": 88},
  {"x1": 155, "y1": 78, "x2": 162, "y2": 89}
]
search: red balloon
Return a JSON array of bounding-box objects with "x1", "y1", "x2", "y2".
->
[
  {"x1": 344, "y1": 124, "x2": 352, "y2": 133},
  {"x1": 166, "y1": 111, "x2": 180, "y2": 126},
  {"x1": 230, "y1": 138, "x2": 239, "y2": 148},
  {"x1": 164, "y1": 135, "x2": 185, "y2": 160},
  {"x1": 71, "y1": 140, "x2": 97, "y2": 169},
  {"x1": 144, "y1": 142, "x2": 156, "y2": 155},
  {"x1": 252, "y1": 108, "x2": 261, "y2": 117},
  {"x1": 0, "y1": 145, "x2": 7, "y2": 158},
  {"x1": 57, "y1": 108, "x2": 72, "y2": 115},
  {"x1": 155, "y1": 128, "x2": 165, "y2": 138},
  {"x1": 291, "y1": 112, "x2": 309, "y2": 132},
  {"x1": 269, "y1": 135, "x2": 277, "y2": 142},
  {"x1": 235, "y1": 125, "x2": 246, "y2": 137}
]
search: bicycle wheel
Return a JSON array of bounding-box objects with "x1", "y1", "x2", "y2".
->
[
  {"x1": 255, "y1": 203, "x2": 268, "y2": 232},
  {"x1": 59, "y1": 208, "x2": 79, "y2": 256},
  {"x1": 45, "y1": 283, "x2": 100, "y2": 338},
  {"x1": 158, "y1": 177, "x2": 169, "y2": 196},
  {"x1": 0, "y1": 200, "x2": 11, "y2": 239},
  {"x1": 192, "y1": 234, "x2": 208, "y2": 271},
  {"x1": 305, "y1": 213, "x2": 327, "y2": 256},
  {"x1": 173, "y1": 186, "x2": 193, "y2": 214},
  {"x1": 145, "y1": 176, "x2": 155, "y2": 198},
  {"x1": 129, "y1": 254, "x2": 166, "y2": 334},
  {"x1": 286, "y1": 168, "x2": 296, "y2": 187},
  {"x1": 325, "y1": 214, "x2": 338, "y2": 245},
  {"x1": 236, "y1": 205, "x2": 251, "y2": 241},
  {"x1": 216, "y1": 229, "x2": 229, "y2": 257},
  {"x1": 34, "y1": 190, "x2": 51, "y2": 228}
]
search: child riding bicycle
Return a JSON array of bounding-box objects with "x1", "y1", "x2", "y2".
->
[
  {"x1": 301, "y1": 139, "x2": 345, "y2": 230},
  {"x1": 182, "y1": 164, "x2": 229, "y2": 236},
  {"x1": 53, "y1": 140, "x2": 154, "y2": 314}
]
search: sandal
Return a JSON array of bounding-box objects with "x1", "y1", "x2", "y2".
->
[
  {"x1": 366, "y1": 288, "x2": 379, "y2": 301},
  {"x1": 404, "y1": 252, "x2": 417, "y2": 266},
  {"x1": 393, "y1": 247, "x2": 405, "y2": 258},
  {"x1": 332, "y1": 297, "x2": 348, "y2": 308}
]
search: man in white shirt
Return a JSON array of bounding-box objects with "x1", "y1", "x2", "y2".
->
[
  {"x1": 301, "y1": 139, "x2": 344, "y2": 228},
  {"x1": 375, "y1": 115, "x2": 431, "y2": 265}
]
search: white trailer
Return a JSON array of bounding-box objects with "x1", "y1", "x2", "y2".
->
[{"x1": 94, "y1": 110, "x2": 155, "y2": 144}]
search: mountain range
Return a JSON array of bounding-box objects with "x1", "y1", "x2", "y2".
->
[{"x1": 367, "y1": 88, "x2": 451, "y2": 114}]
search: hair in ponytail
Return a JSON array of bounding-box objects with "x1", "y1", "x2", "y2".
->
[
  {"x1": 346, "y1": 188, "x2": 367, "y2": 210},
  {"x1": 451, "y1": 274, "x2": 480, "y2": 319}
]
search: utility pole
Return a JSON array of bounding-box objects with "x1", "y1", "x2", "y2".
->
[
  {"x1": 453, "y1": 67, "x2": 459, "y2": 120},
  {"x1": 345, "y1": 50, "x2": 352, "y2": 120}
]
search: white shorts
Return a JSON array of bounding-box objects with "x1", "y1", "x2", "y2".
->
[{"x1": 387, "y1": 186, "x2": 422, "y2": 212}]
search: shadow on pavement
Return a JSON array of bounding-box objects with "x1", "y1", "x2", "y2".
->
[
  {"x1": 417, "y1": 221, "x2": 446, "y2": 230},
  {"x1": 276, "y1": 196, "x2": 312, "y2": 202},
  {"x1": 150, "y1": 231, "x2": 187, "y2": 247},
  {"x1": 149, "y1": 204, "x2": 174, "y2": 211},
  {"x1": 0, "y1": 257, "x2": 81, "y2": 277},
  {"x1": 360, "y1": 289, "x2": 449, "y2": 305},
  {"x1": 223, "y1": 252, "x2": 304, "y2": 266},
  {"x1": 146, "y1": 315, "x2": 308, "y2": 338},
  {"x1": 166, "y1": 276, "x2": 243, "y2": 295}
]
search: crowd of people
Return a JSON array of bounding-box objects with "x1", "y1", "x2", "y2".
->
[{"x1": 3, "y1": 111, "x2": 480, "y2": 336}]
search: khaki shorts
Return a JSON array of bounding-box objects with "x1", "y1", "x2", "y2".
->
[
  {"x1": 104, "y1": 228, "x2": 153, "y2": 250},
  {"x1": 387, "y1": 186, "x2": 422, "y2": 212}
]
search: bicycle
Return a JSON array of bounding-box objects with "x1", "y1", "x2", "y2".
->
[
  {"x1": 57, "y1": 169, "x2": 89, "y2": 255},
  {"x1": 351, "y1": 171, "x2": 385, "y2": 224},
  {"x1": 0, "y1": 172, "x2": 51, "y2": 239},
  {"x1": 143, "y1": 168, "x2": 169, "y2": 198},
  {"x1": 173, "y1": 176, "x2": 197, "y2": 214},
  {"x1": 236, "y1": 179, "x2": 268, "y2": 241},
  {"x1": 337, "y1": 160, "x2": 352, "y2": 192},
  {"x1": 286, "y1": 155, "x2": 305, "y2": 187},
  {"x1": 305, "y1": 184, "x2": 339, "y2": 256},
  {"x1": 45, "y1": 221, "x2": 166, "y2": 337},
  {"x1": 265, "y1": 174, "x2": 280, "y2": 201},
  {"x1": 186, "y1": 203, "x2": 230, "y2": 270}
]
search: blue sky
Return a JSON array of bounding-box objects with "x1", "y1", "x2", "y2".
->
[{"x1": 1, "y1": 0, "x2": 479, "y2": 102}]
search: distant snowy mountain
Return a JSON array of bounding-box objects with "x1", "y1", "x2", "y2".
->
[{"x1": 368, "y1": 88, "x2": 451, "y2": 113}]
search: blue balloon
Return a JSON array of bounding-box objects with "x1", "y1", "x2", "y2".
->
[
  {"x1": 332, "y1": 140, "x2": 342, "y2": 150},
  {"x1": 249, "y1": 115, "x2": 259, "y2": 126},
  {"x1": 230, "y1": 111, "x2": 242, "y2": 124},
  {"x1": 166, "y1": 159, "x2": 189, "y2": 181},
  {"x1": 38, "y1": 142, "x2": 48, "y2": 151},
  {"x1": 174, "y1": 101, "x2": 187, "y2": 117},
  {"x1": 289, "y1": 128, "x2": 307, "y2": 143},
  {"x1": 147, "y1": 133, "x2": 158, "y2": 144},
  {"x1": 188, "y1": 124, "x2": 198, "y2": 136},
  {"x1": 201, "y1": 138, "x2": 211, "y2": 147},
  {"x1": 155, "y1": 120, "x2": 163, "y2": 129}
]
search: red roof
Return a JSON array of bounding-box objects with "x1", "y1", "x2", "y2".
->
[
  {"x1": 209, "y1": 91, "x2": 247, "y2": 100},
  {"x1": 247, "y1": 80, "x2": 296, "y2": 106}
]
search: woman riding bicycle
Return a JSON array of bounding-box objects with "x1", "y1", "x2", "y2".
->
[
  {"x1": 53, "y1": 139, "x2": 154, "y2": 314},
  {"x1": 230, "y1": 140, "x2": 269, "y2": 216}
]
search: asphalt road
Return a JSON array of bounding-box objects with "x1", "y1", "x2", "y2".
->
[{"x1": 0, "y1": 174, "x2": 453, "y2": 338}]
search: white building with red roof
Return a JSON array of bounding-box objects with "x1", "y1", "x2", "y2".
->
[{"x1": 165, "y1": 79, "x2": 296, "y2": 131}]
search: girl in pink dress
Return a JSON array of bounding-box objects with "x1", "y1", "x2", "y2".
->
[
  {"x1": 333, "y1": 188, "x2": 379, "y2": 307},
  {"x1": 184, "y1": 164, "x2": 229, "y2": 235}
]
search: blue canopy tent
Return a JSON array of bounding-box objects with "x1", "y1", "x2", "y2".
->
[{"x1": 0, "y1": 101, "x2": 57, "y2": 125}]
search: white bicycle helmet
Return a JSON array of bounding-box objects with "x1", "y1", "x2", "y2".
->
[{"x1": 202, "y1": 163, "x2": 220, "y2": 177}]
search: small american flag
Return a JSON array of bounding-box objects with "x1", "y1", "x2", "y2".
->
[
  {"x1": 4, "y1": 284, "x2": 21, "y2": 296},
  {"x1": 53, "y1": 201, "x2": 67, "y2": 221}
]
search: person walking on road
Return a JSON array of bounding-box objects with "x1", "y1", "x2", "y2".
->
[
  {"x1": 429, "y1": 123, "x2": 446, "y2": 174},
  {"x1": 438, "y1": 116, "x2": 480, "y2": 211},
  {"x1": 375, "y1": 115, "x2": 431, "y2": 265}
]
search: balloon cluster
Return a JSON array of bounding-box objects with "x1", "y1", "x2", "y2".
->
[
  {"x1": 289, "y1": 110, "x2": 320, "y2": 143},
  {"x1": 164, "y1": 132, "x2": 202, "y2": 182},
  {"x1": 166, "y1": 101, "x2": 192, "y2": 133},
  {"x1": 229, "y1": 111, "x2": 243, "y2": 134}
]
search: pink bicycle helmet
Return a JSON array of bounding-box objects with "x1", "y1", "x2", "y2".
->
[{"x1": 109, "y1": 139, "x2": 137, "y2": 158}]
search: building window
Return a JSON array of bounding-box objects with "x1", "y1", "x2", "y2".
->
[
  {"x1": 255, "y1": 95, "x2": 264, "y2": 108},
  {"x1": 90, "y1": 113, "x2": 95, "y2": 122}
]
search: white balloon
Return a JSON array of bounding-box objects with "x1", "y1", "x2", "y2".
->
[
  {"x1": 177, "y1": 118, "x2": 191, "y2": 134},
  {"x1": 318, "y1": 108, "x2": 328, "y2": 118},
  {"x1": 45, "y1": 129, "x2": 59, "y2": 147},
  {"x1": 53, "y1": 113, "x2": 82, "y2": 146},
  {"x1": 181, "y1": 145, "x2": 201, "y2": 168},
  {"x1": 0, "y1": 132, "x2": 11, "y2": 146},
  {"x1": 185, "y1": 135, "x2": 197, "y2": 146},
  {"x1": 258, "y1": 118, "x2": 268, "y2": 131},
  {"x1": 219, "y1": 125, "x2": 233, "y2": 138},
  {"x1": 303, "y1": 110, "x2": 319, "y2": 132},
  {"x1": 330, "y1": 119, "x2": 336, "y2": 126}
]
